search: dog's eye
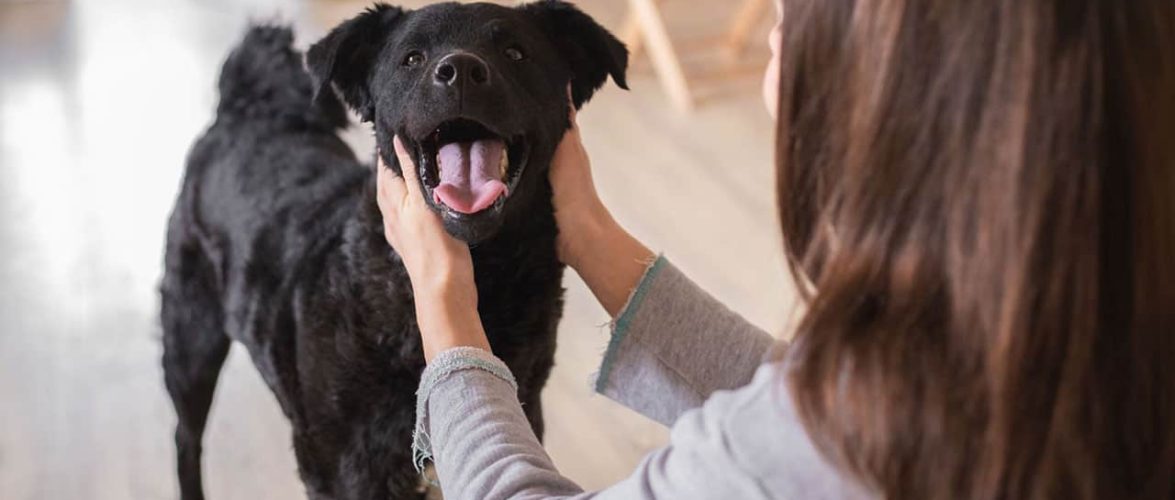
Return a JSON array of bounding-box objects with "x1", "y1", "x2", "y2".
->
[
  {"x1": 403, "y1": 51, "x2": 425, "y2": 67},
  {"x1": 504, "y1": 47, "x2": 525, "y2": 62}
]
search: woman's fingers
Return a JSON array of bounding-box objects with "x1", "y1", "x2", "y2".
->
[
  {"x1": 393, "y1": 136, "x2": 426, "y2": 202},
  {"x1": 376, "y1": 152, "x2": 402, "y2": 201},
  {"x1": 374, "y1": 154, "x2": 404, "y2": 247},
  {"x1": 393, "y1": 135, "x2": 414, "y2": 169},
  {"x1": 566, "y1": 85, "x2": 578, "y2": 128},
  {"x1": 557, "y1": 86, "x2": 585, "y2": 164},
  {"x1": 377, "y1": 161, "x2": 406, "y2": 220}
]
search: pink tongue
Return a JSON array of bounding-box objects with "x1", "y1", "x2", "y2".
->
[{"x1": 434, "y1": 140, "x2": 508, "y2": 214}]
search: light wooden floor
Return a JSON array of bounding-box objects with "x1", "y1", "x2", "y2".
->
[{"x1": 0, "y1": 0, "x2": 793, "y2": 498}]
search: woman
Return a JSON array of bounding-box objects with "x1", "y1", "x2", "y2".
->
[{"x1": 377, "y1": 0, "x2": 1175, "y2": 498}]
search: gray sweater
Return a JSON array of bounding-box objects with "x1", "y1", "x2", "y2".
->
[{"x1": 413, "y1": 256, "x2": 871, "y2": 499}]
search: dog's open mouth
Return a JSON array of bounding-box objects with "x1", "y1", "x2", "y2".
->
[{"x1": 416, "y1": 119, "x2": 528, "y2": 216}]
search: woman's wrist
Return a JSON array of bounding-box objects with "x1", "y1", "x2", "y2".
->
[
  {"x1": 407, "y1": 258, "x2": 471, "y2": 298},
  {"x1": 558, "y1": 200, "x2": 619, "y2": 271},
  {"x1": 414, "y1": 289, "x2": 490, "y2": 362},
  {"x1": 412, "y1": 273, "x2": 491, "y2": 363},
  {"x1": 561, "y1": 209, "x2": 656, "y2": 318}
]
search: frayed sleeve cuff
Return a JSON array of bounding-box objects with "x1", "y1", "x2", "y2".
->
[
  {"x1": 592, "y1": 255, "x2": 776, "y2": 426},
  {"x1": 413, "y1": 346, "x2": 517, "y2": 474},
  {"x1": 594, "y1": 254, "x2": 667, "y2": 393}
]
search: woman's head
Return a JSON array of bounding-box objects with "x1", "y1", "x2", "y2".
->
[{"x1": 772, "y1": 0, "x2": 1175, "y2": 498}]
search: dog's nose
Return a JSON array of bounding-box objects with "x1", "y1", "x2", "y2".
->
[{"x1": 433, "y1": 53, "x2": 490, "y2": 88}]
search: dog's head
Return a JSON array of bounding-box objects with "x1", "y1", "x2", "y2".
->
[{"x1": 308, "y1": 1, "x2": 627, "y2": 243}]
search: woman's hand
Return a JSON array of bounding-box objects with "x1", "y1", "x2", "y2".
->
[
  {"x1": 377, "y1": 137, "x2": 490, "y2": 362},
  {"x1": 549, "y1": 97, "x2": 656, "y2": 317},
  {"x1": 378, "y1": 137, "x2": 472, "y2": 295},
  {"x1": 549, "y1": 102, "x2": 614, "y2": 269}
]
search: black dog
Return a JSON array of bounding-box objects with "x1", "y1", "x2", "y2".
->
[{"x1": 160, "y1": 2, "x2": 627, "y2": 498}]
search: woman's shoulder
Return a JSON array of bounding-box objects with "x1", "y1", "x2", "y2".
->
[{"x1": 668, "y1": 361, "x2": 874, "y2": 500}]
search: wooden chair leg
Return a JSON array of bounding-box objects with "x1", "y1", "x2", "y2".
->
[
  {"x1": 619, "y1": 0, "x2": 664, "y2": 61},
  {"x1": 724, "y1": 0, "x2": 770, "y2": 58},
  {"x1": 628, "y1": 0, "x2": 692, "y2": 111},
  {"x1": 619, "y1": 11, "x2": 644, "y2": 59}
]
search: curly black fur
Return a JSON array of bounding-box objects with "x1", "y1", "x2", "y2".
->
[{"x1": 160, "y1": 3, "x2": 626, "y2": 500}]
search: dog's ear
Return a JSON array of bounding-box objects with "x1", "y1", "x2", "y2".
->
[
  {"x1": 522, "y1": 1, "x2": 629, "y2": 108},
  {"x1": 306, "y1": 3, "x2": 405, "y2": 122}
]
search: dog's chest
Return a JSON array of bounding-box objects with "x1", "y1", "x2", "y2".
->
[
  {"x1": 479, "y1": 262, "x2": 564, "y2": 337},
  {"x1": 467, "y1": 251, "x2": 565, "y2": 381}
]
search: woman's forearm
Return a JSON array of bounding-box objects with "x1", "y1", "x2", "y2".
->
[
  {"x1": 563, "y1": 211, "x2": 657, "y2": 318},
  {"x1": 413, "y1": 279, "x2": 491, "y2": 363}
]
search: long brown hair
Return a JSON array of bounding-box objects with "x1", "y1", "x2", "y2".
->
[{"x1": 775, "y1": 1, "x2": 1175, "y2": 498}]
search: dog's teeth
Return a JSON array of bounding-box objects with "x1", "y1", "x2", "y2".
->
[{"x1": 499, "y1": 151, "x2": 509, "y2": 180}]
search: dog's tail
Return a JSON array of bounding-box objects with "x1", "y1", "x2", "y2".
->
[{"x1": 215, "y1": 24, "x2": 348, "y2": 128}]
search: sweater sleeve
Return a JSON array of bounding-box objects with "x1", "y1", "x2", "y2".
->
[
  {"x1": 593, "y1": 255, "x2": 779, "y2": 426},
  {"x1": 414, "y1": 350, "x2": 867, "y2": 500}
]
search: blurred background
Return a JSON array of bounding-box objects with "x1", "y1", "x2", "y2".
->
[{"x1": 0, "y1": 0, "x2": 796, "y2": 498}]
